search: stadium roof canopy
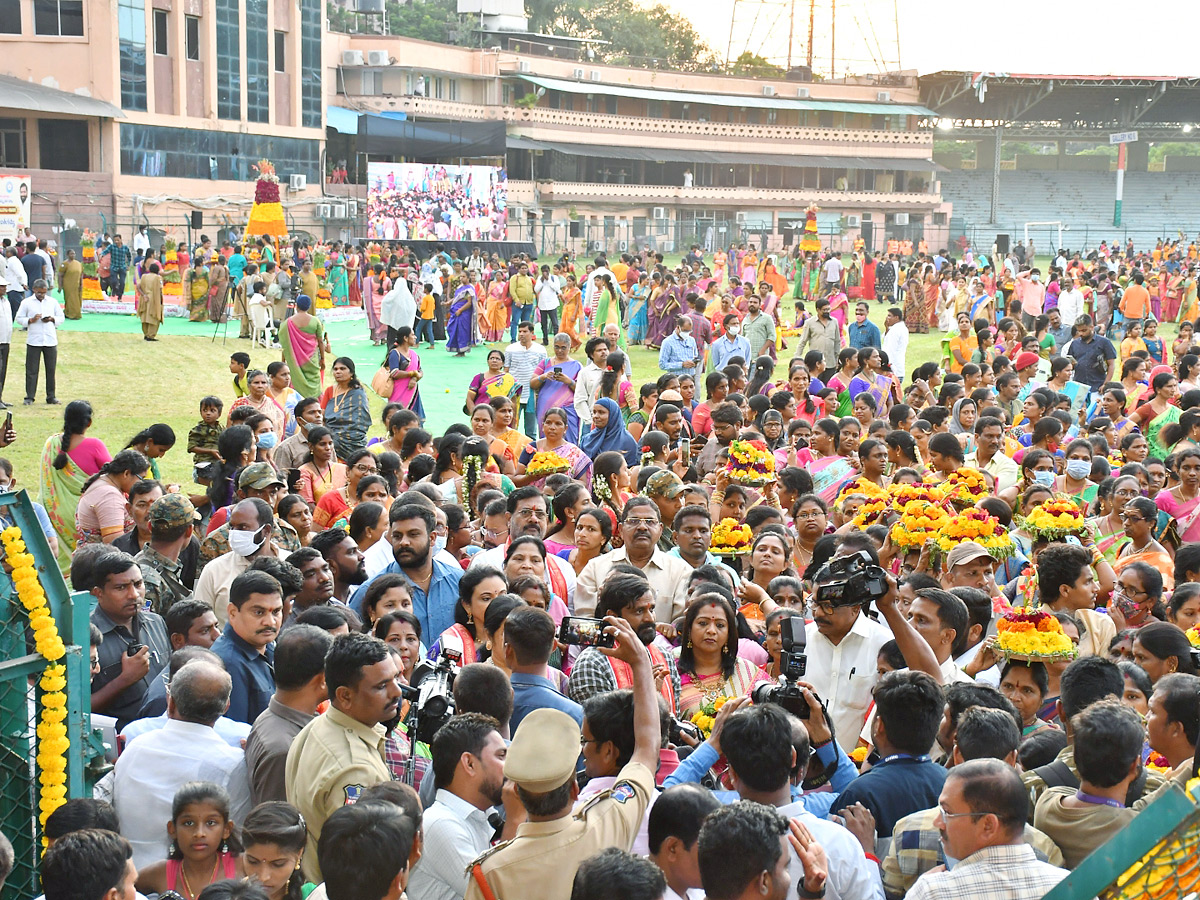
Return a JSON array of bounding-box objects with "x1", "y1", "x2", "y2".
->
[{"x1": 918, "y1": 71, "x2": 1200, "y2": 140}]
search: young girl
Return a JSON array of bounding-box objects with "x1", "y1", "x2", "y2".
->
[
  {"x1": 240, "y1": 802, "x2": 310, "y2": 900},
  {"x1": 137, "y1": 783, "x2": 243, "y2": 900},
  {"x1": 1142, "y1": 318, "x2": 1166, "y2": 366},
  {"x1": 1120, "y1": 321, "x2": 1145, "y2": 361}
]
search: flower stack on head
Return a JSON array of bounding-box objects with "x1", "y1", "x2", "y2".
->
[
  {"x1": 936, "y1": 509, "x2": 1015, "y2": 560},
  {"x1": 836, "y1": 477, "x2": 888, "y2": 506},
  {"x1": 80, "y1": 230, "x2": 102, "y2": 301},
  {"x1": 690, "y1": 695, "x2": 728, "y2": 738},
  {"x1": 1022, "y1": 496, "x2": 1087, "y2": 542},
  {"x1": 851, "y1": 496, "x2": 889, "y2": 531},
  {"x1": 1187, "y1": 624, "x2": 1200, "y2": 651},
  {"x1": 725, "y1": 439, "x2": 776, "y2": 486},
  {"x1": 710, "y1": 518, "x2": 753, "y2": 557},
  {"x1": 0, "y1": 526, "x2": 69, "y2": 834},
  {"x1": 246, "y1": 158, "x2": 287, "y2": 239},
  {"x1": 994, "y1": 609, "x2": 1077, "y2": 662},
  {"x1": 940, "y1": 467, "x2": 989, "y2": 510},
  {"x1": 526, "y1": 450, "x2": 571, "y2": 477},
  {"x1": 889, "y1": 499, "x2": 951, "y2": 552},
  {"x1": 888, "y1": 481, "x2": 946, "y2": 509}
]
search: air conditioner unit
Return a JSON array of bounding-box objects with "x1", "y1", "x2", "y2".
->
[
  {"x1": 735, "y1": 211, "x2": 748, "y2": 224},
  {"x1": 316, "y1": 203, "x2": 332, "y2": 219},
  {"x1": 288, "y1": 174, "x2": 307, "y2": 191},
  {"x1": 617, "y1": 240, "x2": 628, "y2": 251},
  {"x1": 340, "y1": 50, "x2": 363, "y2": 66},
  {"x1": 589, "y1": 70, "x2": 602, "y2": 81},
  {"x1": 572, "y1": 68, "x2": 584, "y2": 79},
  {"x1": 518, "y1": 60, "x2": 531, "y2": 73},
  {"x1": 845, "y1": 214, "x2": 861, "y2": 227},
  {"x1": 588, "y1": 240, "x2": 603, "y2": 252},
  {"x1": 652, "y1": 206, "x2": 666, "y2": 219},
  {"x1": 366, "y1": 50, "x2": 390, "y2": 66},
  {"x1": 762, "y1": 85, "x2": 776, "y2": 96},
  {"x1": 346, "y1": 200, "x2": 359, "y2": 217},
  {"x1": 796, "y1": 87, "x2": 810, "y2": 98},
  {"x1": 331, "y1": 203, "x2": 348, "y2": 219},
  {"x1": 876, "y1": 91, "x2": 891, "y2": 102},
  {"x1": 894, "y1": 212, "x2": 910, "y2": 225}
]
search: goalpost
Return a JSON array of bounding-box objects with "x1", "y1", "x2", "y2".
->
[{"x1": 1023, "y1": 221, "x2": 1064, "y2": 258}]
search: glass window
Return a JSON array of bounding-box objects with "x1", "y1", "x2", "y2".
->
[
  {"x1": 245, "y1": 0, "x2": 269, "y2": 122},
  {"x1": 185, "y1": 14, "x2": 199, "y2": 59},
  {"x1": 274, "y1": 30, "x2": 285, "y2": 72},
  {"x1": 119, "y1": 123, "x2": 319, "y2": 182},
  {"x1": 119, "y1": 0, "x2": 147, "y2": 110},
  {"x1": 34, "y1": 0, "x2": 83, "y2": 35},
  {"x1": 299, "y1": 0, "x2": 321, "y2": 127},
  {"x1": 449, "y1": 79, "x2": 457, "y2": 101},
  {"x1": 216, "y1": 0, "x2": 240, "y2": 119},
  {"x1": 0, "y1": 119, "x2": 27, "y2": 168},
  {"x1": 39, "y1": 119, "x2": 88, "y2": 171},
  {"x1": 0, "y1": 0, "x2": 20, "y2": 33},
  {"x1": 152, "y1": 9, "x2": 167, "y2": 54}
]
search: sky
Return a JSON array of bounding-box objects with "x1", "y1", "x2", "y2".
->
[{"x1": 654, "y1": 0, "x2": 1200, "y2": 77}]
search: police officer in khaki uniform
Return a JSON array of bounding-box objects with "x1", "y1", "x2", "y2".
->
[
  {"x1": 285, "y1": 633, "x2": 402, "y2": 882},
  {"x1": 465, "y1": 617, "x2": 659, "y2": 900}
]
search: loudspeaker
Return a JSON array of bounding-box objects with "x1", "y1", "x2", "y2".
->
[
  {"x1": 995, "y1": 233, "x2": 1009, "y2": 254},
  {"x1": 191, "y1": 211, "x2": 203, "y2": 229}
]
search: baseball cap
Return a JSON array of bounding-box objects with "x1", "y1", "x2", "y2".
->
[
  {"x1": 503, "y1": 708, "x2": 580, "y2": 792},
  {"x1": 147, "y1": 493, "x2": 200, "y2": 528},
  {"x1": 238, "y1": 462, "x2": 285, "y2": 491},
  {"x1": 945, "y1": 541, "x2": 993, "y2": 570},
  {"x1": 645, "y1": 470, "x2": 686, "y2": 499},
  {"x1": 1013, "y1": 351, "x2": 1040, "y2": 372}
]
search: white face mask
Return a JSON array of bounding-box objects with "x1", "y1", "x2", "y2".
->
[
  {"x1": 727, "y1": 325, "x2": 740, "y2": 336},
  {"x1": 229, "y1": 527, "x2": 266, "y2": 557},
  {"x1": 432, "y1": 534, "x2": 447, "y2": 556}
]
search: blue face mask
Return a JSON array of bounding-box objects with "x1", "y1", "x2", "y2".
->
[
  {"x1": 1065, "y1": 459, "x2": 1091, "y2": 481},
  {"x1": 1033, "y1": 470, "x2": 1056, "y2": 487},
  {"x1": 257, "y1": 432, "x2": 279, "y2": 450}
]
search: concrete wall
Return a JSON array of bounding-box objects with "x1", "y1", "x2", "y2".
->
[{"x1": 1165, "y1": 155, "x2": 1200, "y2": 173}]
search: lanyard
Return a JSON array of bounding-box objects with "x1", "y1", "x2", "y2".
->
[
  {"x1": 878, "y1": 753, "x2": 930, "y2": 766},
  {"x1": 1075, "y1": 790, "x2": 1124, "y2": 809}
]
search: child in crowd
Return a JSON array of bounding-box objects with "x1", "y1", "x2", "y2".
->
[
  {"x1": 188, "y1": 395, "x2": 225, "y2": 485},
  {"x1": 416, "y1": 283, "x2": 436, "y2": 349},
  {"x1": 135, "y1": 782, "x2": 242, "y2": 898},
  {"x1": 229, "y1": 352, "x2": 251, "y2": 397}
]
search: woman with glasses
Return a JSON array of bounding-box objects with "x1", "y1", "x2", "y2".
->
[
  {"x1": 1090, "y1": 475, "x2": 1143, "y2": 566},
  {"x1": 312, "y1": 448, "x2": 380, "y2": 530},
  {"x1": 1113, "y1": 498, "x2": 1174, "y2": 597},
  {"x1": 1110, "y1": 560, "x2": 1166, "y2": 634}
]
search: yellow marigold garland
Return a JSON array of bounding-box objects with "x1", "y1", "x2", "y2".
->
[
  {"x1": 689, "y1": 695, "x2": 727, "y2": 738},
  {"x1": 710, "y1": 518, "x2": 753, "y2": 555},
  {"x1": 1, "y1": 526, "x2": 69, "y2": 831}
]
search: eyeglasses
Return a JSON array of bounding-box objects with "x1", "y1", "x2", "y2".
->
[
  {"x1": 352, "y1": 464, "x2": 378, "y2": 474},
  {"x1": 623, "y1": 517, "x2": 660, "y2": 528},
  {"x1": 581, "y1": 735, "x2": 605, "y2": 746},
  {"x1": 514, "y1": 508, "x2": 548, "y2": 520},
  {"x1": 938, "y1": 807, "x2": 992, "y2": 821},
  {"x1": 482, "y1": 527, "x2": 508, "y2": 538},
  {"x1": 795, "y1": 511, "x2": 825, "y2": 521},
  {"x1": 1119, "y1": 513, "x2": 1146, "y2": 523},
  {"x1": 1113, "y1": 585, "x2": 1148, "y2": 599}
]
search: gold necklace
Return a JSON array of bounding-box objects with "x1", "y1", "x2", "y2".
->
[{"x1": 180, "y1": 857, "x2": 220, "y2": 900}]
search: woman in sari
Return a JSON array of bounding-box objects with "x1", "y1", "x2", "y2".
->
[
  {"x1": 513, "y1": 407, "x2": 592, "y2": 490},
  {"x1": 902, "y1": 276, "x2": 927, "y2": 334},
  {"x1": 676, "y1": 594, "x2": 767, "y2": 719},
  {"x1": 1113, "y1": 496, "x2": 1175, "y2": 590},
  {"x1": 40, "y1": 400, "x2": 111, "y2": 573},
  {"x1": 482, "y1": 274, "x2": 509, "y2": 342},
  {"x1": 327, "y1": 246, "x2": 349, "y2": 306},
  {"x1": 385, "y1": 327, "x2": 426, "y2": 422},
  {"x1": 313, "y1": 450, "x2": 387, "y2": 530},
  {"x1": 646, "y1": 275, "x2": 679, "y2": 350},
  {"x1": 761, "y1": 259, "x2": 788, "y2": 299},
  {"x1": 184, "y1": 257, "x2": 210, "y2": 322},
  {"x1": 362, "y1": 263, "x2": 391, "y2": 345},
  {"x1": 296, "y1": 426, "x2": 346, "y2": 507},
  {"x1": 1089, "y1": 475, "x2": 1138, "y2": 563},
  {"x1": 1128, "y1": 371, "x2": 1180, "y2": 459},
  {"x1": 345, "y1": 245, "x2": 362, "y2": 309},
  {"x1": 466, "y1": 349, "x2": 516, "y2": 413},
  {"x1": 532, "y1": 334, "x2": 582, "y2": 443},
  {"x1": 279, "y1": 295, "x2": 326, "y2": 398},
  {"x1": 846, "y1": 348, "x2": 896, "y2": 417},
  {"x1": 206, "y1": 256, "x2": 229, "y2": 322},
  {"x1": 625, "y1": 272, "x2": 650, "y2": 345},
  {"x1": 75, "y1": 450, "x2": 150, "y2": 547},
  {"x1": 321, "y1": 357, "x2": 372, "y2": 460},
  {"x1": 1156, "y1": 446, "x2": 1200, "y2": 544},
  {"x1": 446, "y1": 277, "x2": 476, "y2": 356},
  {"x1": 267, "y1": 362, "x2": 303, "y2": 437},
  {"x1": 924, "y1": 267, "x2": 942, "y2": 329},
  {"x1": 826, "y1": 286, "x2": 850, "y2": 338},
  {"x1": 469, "y1": 404, "x2": 516, "y2": 476},
  {"x1": 593, "y1": 274, "x2": 625, "y2": 349},
  {"x1": 558, "y1": 274, "x2": 584, "y2": 351},
  {"x1": 489, "y1": 395, "x2": 533, "y2": 464},
  {"x1": 799, "y1": 419, "x2": 857, "y2": 505},
  {"x1": 228, "y1": 370, "x2": 286, "y2": 438}
]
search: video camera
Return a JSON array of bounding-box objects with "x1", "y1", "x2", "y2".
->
[
  {"x1": 813, "y1": 550, "x2": 889, "y2": 617},
  {"x1": 400, "y1": 647, "x2": 461, "y2": 744},
  {"x1": 750, "y1": 617, "x2": 810, "y2": 718}
]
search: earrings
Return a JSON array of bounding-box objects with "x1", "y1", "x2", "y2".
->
[
  {"x1": 686, "y1": 639, "x2": 693, "y2": 649},
  {"x1": 221, "y1": 839, "x2": 229, "y2": 854}
]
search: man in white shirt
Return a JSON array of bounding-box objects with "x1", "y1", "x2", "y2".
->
[
  {"x1": 34, "y1": 240, "x2": 55, "y2": 289},
  {"x1": 881, "y1": 307, "x2": 909, "y2": 385},
  {"x1": 648, "y1": 785, "x2": 720, "y2": 900},
  {"x1": 112, "y1": 659, "x2": 252, "y2": 868},
  {"x1": 15, "y1": 279, "x2": 63, "y2": 405},
  {"x1": 407, "y1": 713, "x2": 508, "y2": 900},
  {"x1": 805, "y1": 575, "x2": 893, "y2": 752},
  {"x1": 534, "y1": 264, "x2": 562, "y2": 345},
  {"x1": 1055, "y1": 276, "x2": 1084, "y2": 326},
  {"x1": 133, "y1": 226, "x2": 151, "y2": 256},
  {"x1": 822, "y1": 251, "x2": 844, "y2": 295},
  {"x1": 4, "y1": 247, "x2": 27, "y2": 321},
  {"x1": 572, "y1": 337, "x2": 610, "y2": 440}
]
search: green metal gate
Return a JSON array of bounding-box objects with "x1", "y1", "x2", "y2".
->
[{"x1": 0, "y1": 490, "x2": 102, "y2": 900}]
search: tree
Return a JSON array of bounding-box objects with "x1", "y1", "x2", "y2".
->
[
  {"x1": 729, "y1": 51, "x2": 784, "y2": 78},
  {"x1": 386, "y1": 0, "x2": 459, "y2": 43},
  {"x1": 545, "y1": 0, "x2": 717, "y2": 70}
]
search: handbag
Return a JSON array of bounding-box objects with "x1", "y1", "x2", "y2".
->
[{"x1": 370, "y1": 363, "x2": 395, "y2": 398}]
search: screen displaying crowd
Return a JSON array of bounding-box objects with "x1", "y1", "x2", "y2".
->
[{"x1": 366, "y1": 163, "x2": 508, "y2": 242}]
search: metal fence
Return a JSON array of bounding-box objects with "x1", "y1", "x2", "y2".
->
[
  {"x1": 0, "y1": 491, "x2": 99, "y2": 900},
  {"x1": 953, "y1": 221, "x2": 1200, "y2": 258}
]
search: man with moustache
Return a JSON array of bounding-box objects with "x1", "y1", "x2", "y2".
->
[
  {"x1": 211, "y1": 570, "x2": 282, "y2": 724},
  {"x1": 310, "y1": 529, "x2": 368, "y2": 604},
  {"x1": 804, "y1": 554, "x2": 893, "y2": 751}
]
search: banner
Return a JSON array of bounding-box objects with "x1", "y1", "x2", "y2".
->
[
  {"x1": 0, "y1": 176, "x2": 30, "y2": 243},
  {"x1": 366, "y1": 162, "x2": 507, "y2": 242}
]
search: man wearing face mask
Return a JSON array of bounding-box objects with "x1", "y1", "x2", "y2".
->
[
  {"x1": 274, "y1": 397, "x2": 324, "y2": 472},
  {"x1": 199, "y1": 463, "x2": 298, "y2": 567},
  {"x1": 659, "y1": 315, "x2": 700, "y2": 379},
  {"x1": 1014, "y1": 267, "x2": 1046, "y2": 331},
  {"x1": 195, "y1": 497, "x2": 286, "y2": 626},
  {"x1": 711, "y1": 313, "x2": 751, "y2": 372}
]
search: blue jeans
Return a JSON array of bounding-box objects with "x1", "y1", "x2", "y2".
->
[
  {"x1": 510, "y1": 303, "x2": 533, "y2": 342},
  {"x1": 415, "y1": 318, "x2": 435, "y2": 345},
  {"x1": 521, "y1": 392, "x2": 538, "y2": 438}
]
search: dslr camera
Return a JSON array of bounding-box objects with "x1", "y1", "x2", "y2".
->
[
  {"x1": 813, "y1": 550, "x2": 889, "y2": 616},
  {"x1": 401, "y1": 648, "x2": 461, "y2": 743},
  {"x1": 751, "y1": 617, "x2": 811, "y2": 719}
]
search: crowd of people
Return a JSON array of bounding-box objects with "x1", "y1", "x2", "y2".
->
[{"x1": 9, "y1": 233, "x2": 1200, "y2": 900}]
